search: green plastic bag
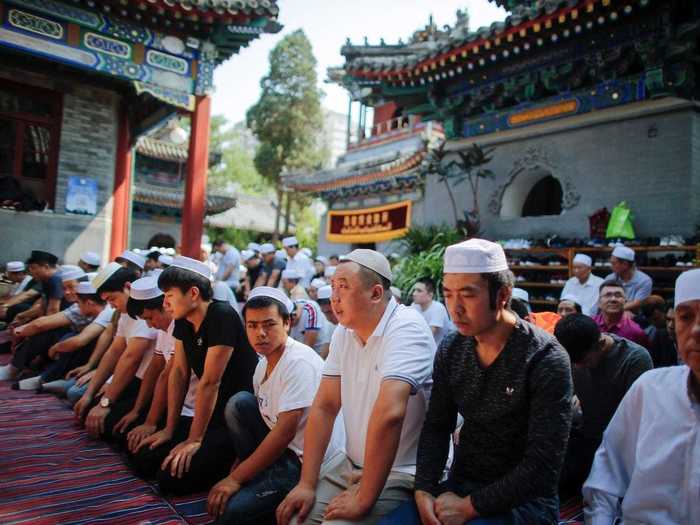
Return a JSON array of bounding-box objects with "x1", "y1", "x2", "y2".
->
[{"x1": 606, "y1": 201, "x2": 635, "y2": 239}]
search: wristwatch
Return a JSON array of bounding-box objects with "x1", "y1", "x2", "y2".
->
[{"x1": 100, "y1": 397, "x2": 112, "y2": 408}]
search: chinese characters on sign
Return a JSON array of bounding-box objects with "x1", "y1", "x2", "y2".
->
[{"x1": 326, "y1": 201, "x2": 412, "y2": 243}]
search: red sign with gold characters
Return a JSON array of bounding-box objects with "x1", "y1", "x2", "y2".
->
[{"x1": 326, "y1": 201, "x2": 412, "y2": 243}]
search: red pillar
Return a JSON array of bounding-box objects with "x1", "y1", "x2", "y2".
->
[
  {"x1": 110, "y1": 107, "x2": 132, "y2": 260},
  {"x1": 181, "y1": 95, "x2": 211, "y2": 258}
]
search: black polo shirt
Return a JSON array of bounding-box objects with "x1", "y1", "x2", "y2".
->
[{"x1": 173, "y1": 301, "x2": 257, "y2": 421}]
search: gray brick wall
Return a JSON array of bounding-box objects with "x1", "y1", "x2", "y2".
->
[{"x1": 419, "y1": 104, "x2": 697, "y2": 240}]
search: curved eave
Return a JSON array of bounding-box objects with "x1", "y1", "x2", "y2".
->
[{"x1": 134, "y1": 185, "x2": 235, "y2": 214}]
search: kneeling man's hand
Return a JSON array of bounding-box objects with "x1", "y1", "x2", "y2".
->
[
  {"x1": 323, "y1": 481, "x2": 372, "y2": 521},
  {"x1": 415, "y1": 490, "x2": 440, "y2": 525},
  {"x1": 162, "y1": 438, "x2": 201, "y2": 479},
  {"x1": 276, "y1": 482, "x2": 316, "y2": 525},
  {"x1": 435, "y1": 492, "x2": 478, "y2": 525},
  {"x1": 207, "y1": 475, "x2": 242, "y2": 519}
]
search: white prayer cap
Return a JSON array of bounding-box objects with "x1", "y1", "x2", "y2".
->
[
  {"x1": 159, "y1": 255, "x2": 173, "y2": 266},
  {"x1": 59, "y1": 265, "x2": 86, "y2": 282},
  {"x1": 338, "y1": 254, "x2": 349, "y2": 261},
  {"x1": 282, "y1": 269, "x2": 301, "y2": 280},
  {"x1": 91, "y1": 262, "x2": 123, "y2": 291},
  {"x1": 301, "y1": 248, "x2": 313, "y2": 258},
  {"x1": 317, "y1": 285, "x2": 332, "y2": 301},
  {"x1": 6, "y1": 261, "x2": 25, "y2": 273},
  {"x1": 76, "y1": 281, "x2": 97, "y2": 295},
  {"x1": 260, "y1": 243, "x2": 276, "y2": 254},
  {"x1": 282, "y1": 236, "x2": 299, "y2": 248},
  {"x1": 512, "y1": 288, "x2": 530, "y2": 303},
  {"x1": 247, "y1": 286, "x2": 294, "y2": 314},
  {"x1": 560, "y1": 293, "x2": 580, "y2": 305},
  {"x1": 444, "y1": 238, "x2": 508, "y2": 274},
  {"x1": 168, "y1": 256, "x2": 212, "y2": 280},
  {"x1": 80, "y1": 251, "x2": 101, "y2": 267},
  {"x1": 572, "y1": 254, "x2": 592, "y2": 267},
  {"x1": 315, "y1": 255, "x2": 329, "y2": 265},
  {"x1": 611, "y1": 245, "x2": 635, "y2": 262},
  {"x1": 390, "y1": 286, "x2": 403, "y2": 300},
  {"x1": 675, "y1": 269, "x2": 700, "y2": 308},
  {"x1": 129, "y1": 276, "x2": 163, "y2": 301},
  {"x1": 344, "y1": 249, "x2": 393, "y2": 282},
  {"x1": 149, "y1": 268, "x2": 164, "y2": 278},
  {"x1": 324, "y1": 266, "x2": 336, "y2": 278},
  {"x1": 310, "y1": 278, "x2": 326, "y2": 289},
  {"x1": 86, "y1": 272, "x2": 98, "y2": 281},
  {"x1": 241, "y1": 250, "x2": 256, "y2": 263},
  {"x1": 247, "y1": 242, "x2": 261, "y2": 252},
  {"x1": 117, "y1": 250, "x2": 146, "y2": 269}
]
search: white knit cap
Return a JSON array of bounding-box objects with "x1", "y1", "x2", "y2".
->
[
  {"x1": 80, "y1": 251, "x2": 101, "y2": 267},
  {"x1": 344, "y1": 249, "x2": 393, "y2": 282},
  {"x1": 324, "y1": 266, "x2": 336, "y2": 278},
  {"x1": 76, "y1": 281, "x2": 97, "y2": 295},
  {"x1": 259, "y1": 243, "x2": 275, "y2": 254},
  {"x1": 317, "y1": 285, "x2": 332, "y2": 300},
  {"x1": 444, "y1": 239, "x2": 508, "y2": 274},
  {"x1": 301, "y1": 248, "x2": 313, "y2": 258},
  {"x1": 282, "y1": 269, "x2": 301, "y2": 280},
  {"x1": 572, "y1": 254, "x2": 592, "y2": 267},
  {"x1": 675, "y1": 269, "x2": 700, "y2": 308},
  {"x1": 611, "y1": 245, "x2": 635, "y2": 262},
  {"x1": 169, "y1": 256, "x2": 212, "y2": 280},
  {"x1": 282, "y1": 236, "x2": 299, "y2": 248},
  {"x1": 247, "y1": 286, "x2": 294, "y2": 314},
  {"x1": 310, "y1": 278, "x2": 326, "y2": 289},
  {"x1": 91, "y1": 262, "x2": 123, "y2": 291},
  {"x1": 315, "y1": 256, "x2": 329, "y2": 265},
  {"x1": 512, "y1": 288, "x2": 530, "y2": 303},
  {"x1": 129, "y1": 276, "x2": 164, "y2": 301},
  {"x1": 59, "y1": 265, "x2": 86, "y2": 282},
  {"x1": 159, "y1": 255, "x2": 173, "y2": 266},
  {"x1": 6, "y1": 261, "x2": 25, "y2": 273},
  {"x1": 241, "y1": 250, "x2": 256, "y2": 262},
  {"x1": 247, "y1": 242, "x2": 261, "y2": 252},
  {"x1": 117, "y1": 250, "x2": 146, "y2": 269}
]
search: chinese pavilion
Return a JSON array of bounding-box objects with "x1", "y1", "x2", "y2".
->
[
  {"x1": 284, "y1": 0, "x2": 699, "y2": 253},
  {"x1": 0, "y1": 0, "x2": 280, "y2": 263}
]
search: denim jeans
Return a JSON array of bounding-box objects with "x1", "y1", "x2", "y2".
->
[
  {"x1": 379, "y1": 478, "x2": 559, "y2": 525},
  {"x1": 216, "y1": 391, "x2": 302, "y2": 525},
  {"x1": 66, "y1": 379, "x2": 86, "y2": 406}
]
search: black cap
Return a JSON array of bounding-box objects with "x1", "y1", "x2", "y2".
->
[{"x1": 26, "y1": 250, "x2": 58, "y2": 266}]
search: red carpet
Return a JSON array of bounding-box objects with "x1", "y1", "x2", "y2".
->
[{"x1": 0, "y1": 356, "x2": 583, "y2": 524}]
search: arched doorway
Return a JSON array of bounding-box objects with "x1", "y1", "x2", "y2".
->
[{"x1": 521, "y1": 175, "x2": 563, "y2": 217}]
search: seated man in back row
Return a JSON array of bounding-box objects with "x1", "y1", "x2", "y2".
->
[
  {"x1": 384, "y1": 239, "x2": 573, "y2": 525},
  {"x1": 583, "y1": 268, "x2": 700, "y2": 524}
]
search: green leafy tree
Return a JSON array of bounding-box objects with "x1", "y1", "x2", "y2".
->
[{"x1": 247, "y1": 29, "x2": 327, "y2": 240}]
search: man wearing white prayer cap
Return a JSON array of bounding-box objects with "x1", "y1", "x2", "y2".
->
[
  {"x1": 207, "y1": 286, "x2": 345, "y2": 522},
  {"x1": 561, "y1": 253, "x2": 604, "y2": 316},
  {"x1": 583, "y1": 268, "x2": 700, "y2": 524},
  {"x1": 307, "y1": 277, "x2": 326, "y2": 301},
  {"x1": 382, "y1": 239, "x2": 572, "y2": 525},
  {"x1": 314, "y1": 285, "x2": 337, "y2": 359},
  {"x1": 256, "y1": 243, "x2": 286, "y2": 289},
  {"x1": 605, "y1": 245, "x2": 653, "y2": 313},
  {"x1": 134, "y1": 256, "x2": 258, "y2": 495},
  {"x1": 78, "y1": 251, "x2": 101, "y2": 272},
  {"x1": 277, "y1": 249, "x2": 435, "y2": 525},
  {"x1": 115, "y1": 250, "x2": 146, "y2": 277},
  {"x1": 281, "y1": 268, "x2": 308, "y2": 301},
  {"x1": 282, "y1": 236, "x2": 314, "y2": 288}
]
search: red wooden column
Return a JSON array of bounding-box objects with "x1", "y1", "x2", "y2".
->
[
  {"x1": 110, "y1": 107, "x2": 132, "y2": 260},
  {"x1": 181, "y1": 95, "x2": 211, "y2": 258}
]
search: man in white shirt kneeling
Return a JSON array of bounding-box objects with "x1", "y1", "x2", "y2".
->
[{"x1": 208, "y1": 287, "x2": 344, "y2": 524}]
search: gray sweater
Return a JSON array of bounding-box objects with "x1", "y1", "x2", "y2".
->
[{"x1": 414, "y1": 319, "x2": 573, "y2": 516}]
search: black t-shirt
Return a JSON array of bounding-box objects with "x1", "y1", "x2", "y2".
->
[
  {"x1": 172, "y1": 301, "x2": 257, "y2": 420},
  {"x1": 262, "y1": 257, "x2": 286, "y2": 288},
  {"x1": 42, "y1": 273, "x2": 70, "y2": 310},
  {"x1": 247, "y1": 263, "x2": 262, "y2": 290}
]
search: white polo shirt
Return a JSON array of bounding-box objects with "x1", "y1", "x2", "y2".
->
[
  {"x1": 155, "y1": 321, "x2": 198, "y2": 417},
  {"x1": 323, "y1": 297, "x2": 436, "y2": 474},
  {"x1": 254, "y1": 337, "x2": 345, "y2": 462}
]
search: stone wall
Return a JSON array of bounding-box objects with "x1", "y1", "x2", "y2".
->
[{"x1": 419, "y1": 98, "x2": 697, "y2": 240}]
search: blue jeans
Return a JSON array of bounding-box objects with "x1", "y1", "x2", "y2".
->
[
  {"x1": 66, "y1": 379, "x2": 86, "y2": 406},
  {"x1": 216, "y1": 391, "x2": 302, "y2": 525},
  {"x1": 379, "y1": 479, "x2": 559, "y2": 525}
]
